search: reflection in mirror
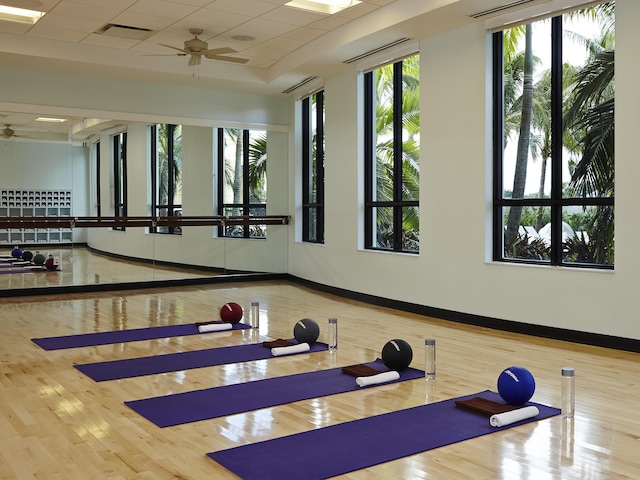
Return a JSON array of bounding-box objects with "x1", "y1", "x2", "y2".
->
[{"x1": 0, "y1": 120, "x2": 289, "y2": 294}]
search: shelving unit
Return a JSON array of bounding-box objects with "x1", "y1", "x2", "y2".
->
[{"x1": 0, "y1": 189, "x2": 72, "y2": 245}]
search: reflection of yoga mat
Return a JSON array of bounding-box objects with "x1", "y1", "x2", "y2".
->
[
  {"x1": 125, "y1": 359, "x2": 423, "y2": 427},
  {"x1": 76, "y1": 340, "x2": 328, "y2": 382},
  {"x1": 208, "y1": 390, "x2": 560, "y2": 480},
  {"x1": 32, "y1": 322, "x2": 251, "y2": 350}
]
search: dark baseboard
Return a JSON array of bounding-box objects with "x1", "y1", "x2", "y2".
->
[{"x1": 286, "y1": 274, "x2": 640, "y2": 354}]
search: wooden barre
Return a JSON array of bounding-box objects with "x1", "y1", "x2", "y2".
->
[{"x1": 0, "y1": 215, "x2": 289, "y2": 229}]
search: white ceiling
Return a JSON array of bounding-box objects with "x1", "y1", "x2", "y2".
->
[{"x1": 0, "y1": 0, "x2": 553, "y2": 142}]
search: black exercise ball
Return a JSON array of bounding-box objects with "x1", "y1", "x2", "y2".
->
[
  {"x1": 293, "y1": 318, "x2": 320, "y2": 345},
  {"x1": 382, "y1": 339, "x2": 413, "y2": 370}
]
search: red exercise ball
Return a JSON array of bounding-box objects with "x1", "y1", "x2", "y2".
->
[
  {"x1": 44, "y1": 256, "x2": 58, "y2": 271},
  {"x1": 220, "y1": 302, "x2": 243, "y2": 324}
]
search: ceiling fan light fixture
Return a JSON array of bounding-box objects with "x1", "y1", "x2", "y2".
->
[
  {"x1": 0, "y1": 4, "x2": 45, "y2": 24},
  {"x1": 284, "y1": 0, "x2": 361, "y2": 15}
]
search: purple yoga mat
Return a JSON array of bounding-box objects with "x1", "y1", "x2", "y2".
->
[
  {"x1": 32, "y1": 322, "x2": 250, "y2": 350},
  {"x1": 208, "y1": 390, "x2": 560, "y2": 480},
  {"x1": 125, "y1": 359, "x2": 423, "y2": 427},
  {"x1": 75, "y1": 340, "x2": 328, "y2": 382}
]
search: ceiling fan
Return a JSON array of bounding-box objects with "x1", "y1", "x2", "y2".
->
[
  {"x1": 2, "y1": 125, "x2": 29, "y2": 140},
  {"x1": 157, "y1": 28, "x2": 249, "y2": 67}
]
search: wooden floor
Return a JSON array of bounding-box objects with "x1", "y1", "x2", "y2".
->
[{"x1": 0, "y1": 275, "x2": 639, "y2": 478}]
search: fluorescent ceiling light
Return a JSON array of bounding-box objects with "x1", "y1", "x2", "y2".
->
[
  {"x1": 36, "y1": 117, "x2": 67, "y2": 123},
  {"x1": 285, "y1": 0, "x2": 361, "y2": 15},
  {"x1": 0, "y1": 5, "x2": 45, "y2": 24}
]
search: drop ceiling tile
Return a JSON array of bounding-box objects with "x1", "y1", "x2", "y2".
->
[
  {"x1": 336, "y1": 2, "x2": 381, "y2": 20},
  {"x1": 28, "y1": 26, "x2": 90, "y2": 42},
  {"x1": 281, "y1": 26, "x2": 325, "y2": 42},
  {"x1": 126, "y1": 0, "x2": 201, "y2": 19},
  {"x1": 202, "y1": 0, "x2": 276, "y2": 16},
  {"x1": 259, "y1": 35, "x2": 304, "y2": 51},
  {"x1": 309, "y1": 15, "x2": 351, "y2": 31},
  {"x1": 229, "y1": 17, "x2": 298, "y2": 36},
  {"x1": 109, "y1": 11, "x2": 178, "y2": 30},
  {"x1": 181, "y1": 9, "x2": 251, "y2": 30},
  {"x1": 241, "y1": 44, "x2": 288, "y2": 59},
  {"x1": 47, "y1": 1, "x2": 121, "y2": 22},
  {"x1": 33, "y1": 14, "x2": 106, "y2": 33},
  {"x1": 67, "y1": 0, "x2": 137, "y2": 9},
  {"x1": 0, "y1": 22, "x2": 32, "y2": 35},
  {"x1": 81, "y1": 32, "x2": 141, "y2": 48},
  {"x1": 259, "y1": 6, "x2": 326, "y2": 26}
]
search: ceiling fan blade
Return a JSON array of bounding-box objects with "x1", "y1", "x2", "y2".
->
[
  {"x1": 202, "y1": 47, "x2": 237, "y2": 56},
  {"x1": 205, "y1": 55, "x2": 249, "y2": 64},
  {"x1": 159, "y1": 44, "x2": 189, "y2": 54},
  {"x1": 142, "y1": 53, "x2": 187, "y2": 57}
]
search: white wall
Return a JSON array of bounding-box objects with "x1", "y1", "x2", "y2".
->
[
  {"x1": 0, "y1": 141, "x2": 89, "y2": 243},
  {"x1": 288, "y1": 3, "x2": 638, "y2": 341}
]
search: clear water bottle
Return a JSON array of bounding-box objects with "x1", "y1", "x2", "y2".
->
[
  {"x1": 561, "y1": 367, "x2": 575, "y2": 418},
  {"x1": 425, "y1": 338, "x2": 436, "y2": 379},
  {"x1": 328, "y1": 318, "x2": 338, "y2": 352},
  {"x1": 250, "y1": 302, "x2": 260, "y2": 329}
]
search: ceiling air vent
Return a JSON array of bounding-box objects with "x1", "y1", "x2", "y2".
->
[
  {"x1": 343, "y1": 38, "x2": 411, "y2": 64},
  {"x1": 282, "y1": 76, "x2": 317, "y2": 94},
  {"x1": 96, "y1": 24, "x2": 154, "y2": 40},
  {"x1": 469, "y1": 0, "x2": 536, "y2": 18}
]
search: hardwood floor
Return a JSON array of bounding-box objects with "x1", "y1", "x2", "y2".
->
[{"x1": 0, "y1": 277, "x2": 638, "y2": 479}]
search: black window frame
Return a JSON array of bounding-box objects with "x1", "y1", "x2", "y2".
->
[
  {"x1": 113, "y1": 132, "x2": 127, "y2": 231},
  {"x1": 363, "y1": 58, "x2": 420, "y2": 253},
  {"x1": 302, "y1": 90, "x2": 325, "y2": 244},
  {"x1": 492, "y1": 12, "x2": 614, "y2": 269},
  {"x1": 216, "y1": 128, "x2": 267, "y2": 239},
  {"x1": 150, "y1": 124, "x2": 182, "y2": 235}
]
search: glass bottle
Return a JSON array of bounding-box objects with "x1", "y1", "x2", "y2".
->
[
  {"x1": 328, "y1": 318, "x2": 338, "y2": 352},
  {"x1": 425, "y1": 338, "x2": 436, "y2": 379},
  {"x1": 250, "y1": 302, "x2": 260, "y2": 329},
  {"x1": 561, "y1": 367, "x2": 575, "y2": 418}
]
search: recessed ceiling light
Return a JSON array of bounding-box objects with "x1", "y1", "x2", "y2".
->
[
  {"x1": 36, "y1": 117, "x2": 67, "y2": 123},
  {"x1": 0, "y1": 5, "x2": 45, "y2": 24},
  {"x1": 284, "y1": 0, "x2": 361, "y2": 15}
]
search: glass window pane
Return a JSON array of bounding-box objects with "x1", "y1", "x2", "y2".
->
[
  {"x1": 562, "y1": 205, "x2": 614, "y2": 265},
  {"x1": 374, "y1": 206, "x2": 394, "y2": 250},
  {"x1": 402, "y1": 55, "x2": 420, "y2": 202},
  {"x1": 172, "y1": 125, "x2": 182, "y2": 206},
  {"x1": 502, "y1": 206, "x2": 551, "y2": 261},
  {"x1": 562, "y1": 12, "x2": 615, "y2": 199},
  {"x1": 402, "y1": 206, "x2": 419, "y2": 252},
  {"x1": 248, "y1": 130, "x2": 267, "y2": 204},
  {"x1": 502, "y1": 20, "x2": 551, "y2": 200}
]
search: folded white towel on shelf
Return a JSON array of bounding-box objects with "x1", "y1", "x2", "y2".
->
[
  {"x1": 198, "y1": 323, "x2": 233, "y2": 333},
  {"x1": 490, "y1": 406, "x2": 540, "y2": 427},
  {"x1": 271, "y1": 343, "x2": 310, "y2": 356},
  {"x1": 356, "y1": 371, "x2": 400, "y2": 387}
]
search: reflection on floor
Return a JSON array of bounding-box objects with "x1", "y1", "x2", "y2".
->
[{"x1": 0, "y1": 246, "x2": 217, "y2": 291}]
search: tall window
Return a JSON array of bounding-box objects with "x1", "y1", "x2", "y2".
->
[
  {"x1": 113, "y1": 133, "x2": 127, "y2": 231},
  {"x1": 95, "y1": 141, "x2": 101, "y2": 217},
  {"x1": 302, "y1": 90, "x2": 325, "y2": 243},
  {"x1": 150, "y1": 124, "x2": 182, "y2": 234},
  {"x1": 493, "y1": 2, "x2": 614, "y2": 268},
  {"x1": 217, "y1": 128, "x2": 267, "y2": 238},
  {"x1": 364, "y1": 54, "x2": 420, "y2": 253}
]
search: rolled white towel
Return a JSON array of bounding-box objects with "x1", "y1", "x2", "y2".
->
[
  {"x1": 271, "y1": 343, "x2": 310, "y2": 356},
  {"x1": 198, "y1": 323, "x2": 233, "y2": 333},
  {"x1": 356, "y1": 370, "x2": 400, "y2": 387},
  {"x1": 490, "y1": 406, "x2": 540, "y2": 427}
]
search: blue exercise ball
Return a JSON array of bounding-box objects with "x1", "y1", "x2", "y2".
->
[
  {"x1": 497, "y1": 366, "x2": 536, "y2": 406},
  {"x1": 11, "y1": 246, "x2": 22, "y2": 258}
]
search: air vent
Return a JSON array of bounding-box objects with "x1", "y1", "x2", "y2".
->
[
  {"x1": 96, "y1": 24, "x2": 154, "y2": 40},
  {"x1": 282, "y1": 76, "x2": 317, "y2": 94},
  {"x1": 343, "y1": 38, "x2": 411, "y2": 64},
  {"x1": 469, "y1": 0, "x2": 536, "y2": 19}
]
